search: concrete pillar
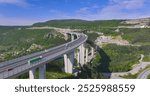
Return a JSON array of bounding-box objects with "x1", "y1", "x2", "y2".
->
[
  {"x1": 77, "y1": 51, "x2": 80, "y2": 64},
  {"x1": 29, "y1": 68, "x2": 36, "y2": 79},
  {"x1": 64, "y1": 54, "x2": 68, "y2": 73},
  {"x1": 76, "y1": 34, "x2": 79, "y2": 38},
  {"x1": 85, "y1": 48, "x2": 88, "y2": 63},
  {"x1": 91, "y1": 47, "x2": 94, "y2": 57},
  {"x1": 68, "y1": 52, "x2": 74, "y2": 73},
  {"x1": 64, "y1": 51, "x2": 74, "y2": 73},
  {"x1": 79, "y1": 44, "x2": 85, "y2": 66},
  {"x1": 39, "y1": 64, "x2": 46, "y2": 79},
  {"x1": 71, "y1": 34, "x2": 75, "y2": 41}
]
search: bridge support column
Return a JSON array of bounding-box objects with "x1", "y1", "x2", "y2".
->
[
  {"x1": 39, "y1": 64, "x2": 46, "y2": 79},
  {"x1": 29, "y1": 68, "x2": 36, "y2": 79},
  {"x1": 79, "y1": 44, "x2": 85, "y2": 66},
  {"x1": 64, "y1": 54, "x2": 68, "y2": 73},
  {"x1": 64, "y1": 51, "x2": 74, "y2": 73},
  {"x1": 91, "y1": 47, "x2": 94, "y2": 57},
  {"x1": 77, "y1": 51, "x2": 80, "y2": 65},
  {"x1": 71, "y1": 34, "x2": 75, "y2": 41},
  {"x1": 85, "y1": 48, "x2": 88, "y2": 63}
]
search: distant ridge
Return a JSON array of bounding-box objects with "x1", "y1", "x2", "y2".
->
[
  {"x1": 32, "y1": 17, "x2": 150, "y2": 27},
  {"x1": 32, "y1": 19, "x2": 124, "y2": 27}
]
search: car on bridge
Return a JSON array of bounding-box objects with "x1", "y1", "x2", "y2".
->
[{"x1": 6, "y1": 68, "x2": 13, "y2": 71}]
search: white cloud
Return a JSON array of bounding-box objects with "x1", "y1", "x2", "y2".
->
[
  {"x1": 70, "y1": 0, "x2": 149, "y2": 20},
  {"x1": 96, "y1": 0, "x2": 148, "y2": 19},
  {"x1": 109, "y1": 0, "x2": 145, "y2": 10},
  {"x1": 76, "y1": 4, "x2": 100, "y2": 15},
  {"x1": 76, "y1": 7, "x2": 90, "y2": 14},
  {"x1": 0, "y1": 0, "x2": 29, "y2": 7},
  {"x1": 0, "y1": 0, "x2": 149, "y2": 25}
]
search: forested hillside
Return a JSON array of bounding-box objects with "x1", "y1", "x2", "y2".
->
[{"x1": 0, "y1": 26, "x2": 66, "y2": 62}]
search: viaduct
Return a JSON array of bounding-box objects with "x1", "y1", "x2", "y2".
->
[{"x1": 0, "y1": 32, "x2": 94, "y2": 79}]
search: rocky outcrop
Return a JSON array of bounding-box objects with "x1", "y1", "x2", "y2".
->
[
  {"x1": 122, "y1": 18, "x2": 150, "y2": 26},
  {"x1": 95, "y1": 35, "x2": 129, "y2": 45},
  {"x1": 26, "y1": 44, "x2": 43, "y2": 52}
]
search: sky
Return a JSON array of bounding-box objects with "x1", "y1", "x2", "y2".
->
[{"x1": 0, "y1": 0, "x2": 150, "y2": 25}]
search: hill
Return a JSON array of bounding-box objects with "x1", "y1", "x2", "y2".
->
[
  {"x1": 32, "y1": 19, "x2": 125, "y2": 29},
  {"x1": 0, "y1": 26, "x2": 66, "y2": 62}
]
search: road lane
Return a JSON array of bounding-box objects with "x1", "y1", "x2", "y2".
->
[{"x1": 137, "y1": 68, "x2": 150, "y2": 79}]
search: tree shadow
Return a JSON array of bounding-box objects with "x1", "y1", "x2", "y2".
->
[
  {"x1": 96, "y1": 46, "x2": 112, "y2": 78},
  {"x1": 77, "y1": 44, "x2": 111, "y2": 79}
]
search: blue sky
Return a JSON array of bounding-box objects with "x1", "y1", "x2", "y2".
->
[{"x1": 0, "y1": 0, "x2": 150, "y2": 25}]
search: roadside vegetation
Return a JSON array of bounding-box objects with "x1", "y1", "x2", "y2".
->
[
  {"x1": 147, "y1": 74, "x2": 150, "y2": 79},
  {"x1": 122, "y1": 65, "x2": 150, "y2": 79}
]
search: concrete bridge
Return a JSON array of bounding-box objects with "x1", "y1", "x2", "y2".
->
[{"x1": 0, "y1": 32, "x2": 93, "y2": 79}]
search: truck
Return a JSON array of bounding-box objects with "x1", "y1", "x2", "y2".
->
[{"x1": 28, "y1": 56, "x2": 43, "y2": 64}]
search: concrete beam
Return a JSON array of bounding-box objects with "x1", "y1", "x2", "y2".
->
[
  {"x1": 39, "y1": 64, "x2": 46, "y2": 79},
  {"x1": 29, "y1": 68, "x2": 36, "y2": 79}
]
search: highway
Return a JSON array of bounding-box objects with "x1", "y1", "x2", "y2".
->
[
  {"x1": 137, "y1": 68, "x2": 150, "y2": 79},
  {"x1": 0, "y1": 32, "x2": 87, "y2": 79},
  {"x1": 103, "y1": 62, "x2": 150, "y2": 79}
]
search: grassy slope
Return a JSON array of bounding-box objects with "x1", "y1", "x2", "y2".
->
[
  {"x1": 102, "y1": 44, "x2": 141, "y2": 72},
  {"x1": 120, "y1": 28, "x2": 150, "y2": 45}
]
